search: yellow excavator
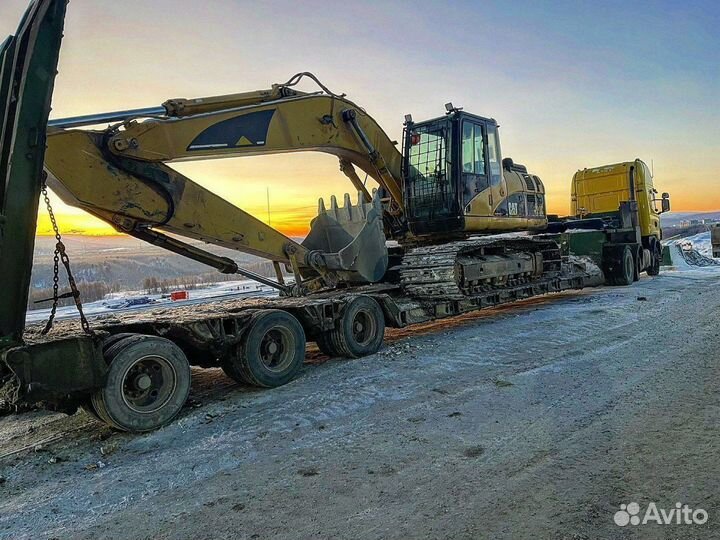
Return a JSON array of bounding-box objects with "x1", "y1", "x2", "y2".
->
[{"x1": 44, "y1": 72, "x2": 551, "y2": 298}]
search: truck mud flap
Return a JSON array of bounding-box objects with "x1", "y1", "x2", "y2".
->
[{"x1": 1, "y1": 337, "x2": 106, "y2": 408}]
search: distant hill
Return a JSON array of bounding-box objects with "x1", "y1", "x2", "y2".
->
[
  {"x1": 660, "y1": 211, "x2": 720, "y2": 227},
  {"x1": 29, "y1": 234, "x2": 299, "y2": 307}
]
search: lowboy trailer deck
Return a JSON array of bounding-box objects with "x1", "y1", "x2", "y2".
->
[{"x1": 3, "y1": 254, "x2": 601, "y2": 431}]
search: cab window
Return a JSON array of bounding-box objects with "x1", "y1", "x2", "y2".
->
[
  {"x1": 486, "y1": 124, "x2": 502, "y2": 186},
  {"x1": 461, "y1": 122, "x2": 486, "y2": 175}
]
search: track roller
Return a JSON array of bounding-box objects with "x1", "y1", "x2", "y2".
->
[
  {"x1": 316, "y1": 296, "x2": 385, "y2": 358},
  {"x1": 90, "y1": 334, "x2": 191, "y2": 432},
  {"x1": 222, "y1": 309, "x2": 305, "y2": 388}
]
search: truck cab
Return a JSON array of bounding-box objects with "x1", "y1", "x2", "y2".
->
[
  {"x1": 565, "y1": 159, "x2": 670, "y2": 284},
  {"x1": 571, "y1": 159, "x2": 670, "y2": 241}
]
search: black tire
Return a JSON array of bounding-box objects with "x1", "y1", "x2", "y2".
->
[
  {"x1": 612, "y1": 245, "x2": 635, "y2": 286},
  {"x1": 223, "y1": 310, "x2": 305, "y2": 388},
  {"x1": 647, "y1": 242, "x2": 661, "y2": 276},
  {"x1": 80, "y1": 399, "x2": 103, "y2": 423},
  {"x1": 102, "y1": 332, "x2": 137, "y2": 353},
  {"x1": 81, "y1": 333, "x2": 139, "y2": 424},
  {"x1": 633, "y1": 246, "x2": 641, "y2": 282},
  {"x1": 220, "y1": 351, "x2": 252, "y2": 385},
  {"x1": 322, "y1": 296, "x2": 385, "y2": 359},
  {"x1": 315, "y1": 332, "x2": 339, "y2": 357},
  {"x1": 91, "y1": 335, "x2": 191, "y2": 432}
]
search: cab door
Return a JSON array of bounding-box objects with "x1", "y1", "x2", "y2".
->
[
  {"x1": 485, "y1": 123, "x2": 508, "y2": 216},
  {"x1": 460, "y1": 120, "x2": 490, "y2": 215}
]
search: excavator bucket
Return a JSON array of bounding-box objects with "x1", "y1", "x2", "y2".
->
[{"x1": 302, "y1": 191, "x2": 389, "y2": 283}]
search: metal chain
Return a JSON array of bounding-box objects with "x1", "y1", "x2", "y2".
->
[{"x1": 40, "y1": 176, "x2": 93, "y2": 336}]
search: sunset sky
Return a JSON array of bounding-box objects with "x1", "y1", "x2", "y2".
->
[{"x1": 2, "y1": 0, "x2": 718, "y2": 237}]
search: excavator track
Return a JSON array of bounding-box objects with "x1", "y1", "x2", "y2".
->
[{"x1": 398, "y1": 236, "x2": 563, "y2": 300}]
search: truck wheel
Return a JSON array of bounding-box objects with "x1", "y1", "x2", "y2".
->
[
  {"x1": 220, "y1": 353, "x2": 251, "y2": 385},
  {"x1": 91, "y1": 335, "x2": 191, "y2": 432},
  {"x1": 613, "y1": 245, "x2": 635, "y2": 286},
  {"x1": 80, "y1": 399, "x2": 103, "y2": 423},
  {"x1": 647, "y1": 243, "x2": 661, "y2": 276},
  {"x1": 81, "y1": 333, "x2": 139, "y2": 423},
  {"x1": 633, "y1": 246, "x2": 641, "y2": 282},
  {"x1": 323, "y1": 296, "x2": 385, "y2": 359},
  {"x1": 224, "y1": 310, "x2": 305, "y2": 388}
]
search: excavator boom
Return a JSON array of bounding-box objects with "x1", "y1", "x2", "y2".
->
[{"x1": 44, "y1": 75, "x2": 403, "y2": 292}]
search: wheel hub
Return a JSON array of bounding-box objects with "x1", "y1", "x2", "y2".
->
[
  {"x1": 351, "y1": 310, "x2": 375, "y2": 346},
  {"x1": 121, "y1": 355, "x2": 177, "y2": 414},
  {"x1": 259, "y1": 327, "x2": 294, "y2": 372},
  {"x1": 135, "y1": 374, "x2": 152, "y2": 391}
]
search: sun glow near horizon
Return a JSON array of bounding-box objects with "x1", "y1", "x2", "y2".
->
[{"x1": 1, "y1": 0, "x2": 713, "y2": 239}]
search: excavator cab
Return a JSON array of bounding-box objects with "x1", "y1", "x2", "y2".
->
[{"x1": 402, "y1": 108, "x2": 545, "y2": 238}]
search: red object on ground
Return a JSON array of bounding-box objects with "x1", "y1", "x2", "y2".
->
[{"x1": 171, "y1": 291, "x2": 189, "y2": 301}]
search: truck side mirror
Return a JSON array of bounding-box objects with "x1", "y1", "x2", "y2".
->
[{"x1": 661, "y1": 193, "x2": 670, "y2": 213}]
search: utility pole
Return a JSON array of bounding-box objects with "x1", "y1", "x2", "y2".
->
[{"x1": 266, "y1": 187, "x2": 271, "y2": 227}]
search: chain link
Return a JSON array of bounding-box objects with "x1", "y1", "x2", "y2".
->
[{"x1": 40, "y1": 174, "x2": 93, "y2": 336}]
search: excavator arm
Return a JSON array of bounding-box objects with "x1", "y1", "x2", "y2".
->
[{"x1": 44, "y1": 74, "x2": 404, "y2": 292}]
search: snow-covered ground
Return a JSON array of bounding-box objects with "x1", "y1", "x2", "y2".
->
[
  {"x1": 25, "y1": 279, "x2": 279, "y2": 324},
  {"x1": 680, "y1": 230, "x2": 715, "y2": 258},
  {"x1": 663, "y1": 230, "x2": 719, "y2": 269}
]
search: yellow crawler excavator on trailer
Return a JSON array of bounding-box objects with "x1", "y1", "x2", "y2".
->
[
  {"x1": 44, "y1": 72, "x2": 553, "y2": 299},
  {"x1": 1, "y1": 0, "x2": 605, "y2": 432}
]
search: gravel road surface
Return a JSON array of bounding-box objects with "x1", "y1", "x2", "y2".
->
[{"x1": 1, "y1": 267, "x2": 719, "y2": 539}]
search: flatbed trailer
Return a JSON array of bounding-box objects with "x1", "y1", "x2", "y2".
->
[{"x1": 2, "y1": 252, "x2": 602, "y2": 431}]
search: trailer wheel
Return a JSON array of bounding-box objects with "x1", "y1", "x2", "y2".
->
[
  {"x1": 80, "y1": 399, "x2": 103, "y2": 423},
  {"x1": 315, "y1": 333, "x2": 338, "y2": 357},
  {"x1": 91, "y1": 335, "x2": 191, "y2": 432},
  {"x1": 323, "y1": 296, "x2": 385, "y2": 359},
  {"x1": 611, "y1": 245, "x2": 635, "y2": 286},
  {"x1": 81, "y1": 333, "x2": 139, "y2": 424},
  {"x1": 647, "y1": 242, "x2": 661, "y2": 276},
  {"x1": 224, "y1": 310, "x2": 305, "y2": 388}
]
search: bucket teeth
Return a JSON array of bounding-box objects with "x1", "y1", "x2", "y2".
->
[
  {"x1": 302, "y1": 189, "x2": 388, "y2": 283},
  {"x1": 318, "y1": 190, "x2": 379, "y2": 223}
]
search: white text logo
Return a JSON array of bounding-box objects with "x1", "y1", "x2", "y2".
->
[{"x1": 614, "y1": 502, "x2": 708, "y2": 526}]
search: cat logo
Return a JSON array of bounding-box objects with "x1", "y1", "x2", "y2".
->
[{"x1": 187, "y1": 109, "x2": 276, "y2": 151}]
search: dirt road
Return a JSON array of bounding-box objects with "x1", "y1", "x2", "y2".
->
[{"x1": 1, "y1": 267, "x2": 719, "y2": 539}]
